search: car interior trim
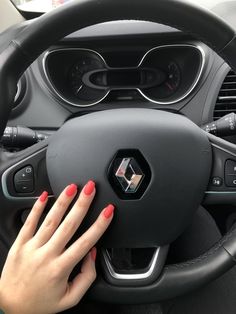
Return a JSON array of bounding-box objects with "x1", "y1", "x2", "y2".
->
[
  {"x1": 42, "y1": 43, "x2": 205, "y2": 107},
  {"x1": 211, "y1": 142, "x2": 236, "y2": 158},
  {"x1": 102, "y1": 247, "x2": 160, "y2": 280}
]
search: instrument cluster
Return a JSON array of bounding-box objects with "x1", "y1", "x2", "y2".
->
[{"x1": 43, "y1": 44, "x2": 205, "y2": 107}]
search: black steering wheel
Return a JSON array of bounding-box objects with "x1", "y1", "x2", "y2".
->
[{"x1": 1, "y1": 0, "x2": 236, "y2": 304}]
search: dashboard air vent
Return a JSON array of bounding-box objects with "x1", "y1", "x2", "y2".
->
[{"x1": 214, "y1": 70, "x2": 236, "y2": 120}]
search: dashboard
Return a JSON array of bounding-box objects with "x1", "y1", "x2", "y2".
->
[{"x1": 4, "y1": 20, "x2": 231, "y2": 132}]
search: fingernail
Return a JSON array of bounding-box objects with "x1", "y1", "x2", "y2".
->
[
  {"x1": 91, "y1": 247, "x2": 97, "y2": 261},
  {"x1": 84, "y1": 180, "x2": 95, "y2": 196},
  {"x1": 66, "y1": 184, "x2": 77, "y2": 197},
  {"x1": 39, "y1": 191, "x2": 48, "y2": 202},
  {"x1": 103, "y1": 204, "x2": 115, "y2": 219}
]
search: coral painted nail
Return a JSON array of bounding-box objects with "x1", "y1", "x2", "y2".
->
[
  {"x1": 66, "y1": 184, "x2": 77, "y2": 197},
  {"x1": 84, "y1": 180, "x2": 95, "y2": 196},
  {"x1": 103, "y1": 204, "x2": 115, "y2": 219},
  {"x1": 91, "y1": 247, "x2": 97, "y2": 261},
  {"x1": 39, "y1": 191, "x2": 48, "y2": 202}
]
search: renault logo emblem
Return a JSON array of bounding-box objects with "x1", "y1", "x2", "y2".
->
[
  {"x1": 115, "y1": 158, "x2": 144, "y2": 193},
  {"x1": 108, "y1": 149, "x2": 151, "y2": 199}
]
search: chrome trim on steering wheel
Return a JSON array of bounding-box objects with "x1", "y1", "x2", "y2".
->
[{"x1": 102, "y1": 247, "x2": 160, "y2": 280}]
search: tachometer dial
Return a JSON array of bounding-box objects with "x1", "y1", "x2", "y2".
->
[
  {"x1": 139, "y1": 45, "x2": 203, "y2": 104},
  {"x1": 69, "y1": 57, "x2": 104, "y2": 96},
  {"x1": 140, "y1": 61, "x2": 181, "y2": 101}
]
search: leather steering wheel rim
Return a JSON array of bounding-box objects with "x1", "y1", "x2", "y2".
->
[{"x1": 1, "y1": 0, "x2": 236, "y2": 304}]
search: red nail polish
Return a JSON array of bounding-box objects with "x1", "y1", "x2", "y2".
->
[
  {"x1": 84, "y1": 180, "x2": 95, "y2": 196},
  {"x1": 91, "y1": 247, "x2": 97, "y2": 261},
  {"x1": 103, "y1": 204, "x2": 115, "y2": 219},
  {"x1": 39, "y1": 191, "x2": 48, "y2": 202},
  {"x1": 66, "y1": 184, "x2": 77, "y2": 197}
]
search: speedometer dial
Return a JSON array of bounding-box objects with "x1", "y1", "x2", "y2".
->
[{"x1": 69, "y1": 58, "x2": 104, "y2": 96}]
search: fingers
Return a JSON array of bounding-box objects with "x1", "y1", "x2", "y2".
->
[
  {"x1": 58, "y1": 248, "x2": 97, "y2": 311},
  {"x1": 33, "y1": 184, "x2": 78, "y2": 247},
  {"x1": 15, "y1": 191, "x2": 49, "y2": 245},
  {"x1": 48, "y1": 181, "x2": 96, "y2": 253},
  {"x1": 60, "y1": 204, "x2": 114, "y2": 269}
]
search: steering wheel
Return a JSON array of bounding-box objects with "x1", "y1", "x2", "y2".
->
[{"x1": 1, "y1": 0, "x2": 236, "y2": 304}]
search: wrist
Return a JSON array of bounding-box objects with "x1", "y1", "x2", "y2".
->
[
  {"x1": 0, "y1": 284, "x2": 24, "y2": 314},
  {"x1": 0, "y1": 283, "x2": 5, "y2": 314}
]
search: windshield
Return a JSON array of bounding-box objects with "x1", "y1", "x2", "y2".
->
[
  {"x1": 11, "y1": 0, "x2": 233, "y2": 13},
  {"x1": 12, "y1": 0, "x2": 74, "y2": 12}
]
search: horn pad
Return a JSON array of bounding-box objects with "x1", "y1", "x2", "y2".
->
[{"x1": 46, "y1": 109, "x2": 211, "y2": 248}]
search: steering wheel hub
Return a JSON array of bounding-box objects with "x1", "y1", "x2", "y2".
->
[{"x1": 46, "y1": 109, "x2": 211, "y2": 248}]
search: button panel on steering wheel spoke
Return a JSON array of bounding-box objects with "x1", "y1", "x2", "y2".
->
[
  {"x1": 225, "y1": 160, "x2": 236, "y2": 187},
  {"x1": 205, "y1": 140, "x2": 236, "y2": 205},
  {"x1": 2, "y1": 148, "x2": 53, "y2": 199},
  {"x1": 14, "y1": 166, "x2": 34, "y2": 193}
]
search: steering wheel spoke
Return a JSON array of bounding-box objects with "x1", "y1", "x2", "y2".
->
[
  {"x1": 204, "y1": 133, "x2": 236, "y2": 204},
  {"x1": 0, "y1": 140, "x2": 52, "y2": 247},
  {"x1": 100, "y1": 246, "x2": 169, "y2": 287}
]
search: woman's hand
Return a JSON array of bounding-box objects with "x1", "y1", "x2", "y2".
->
[{"x1": 0, "y1": 181, "x2": 114, "y2": 314}]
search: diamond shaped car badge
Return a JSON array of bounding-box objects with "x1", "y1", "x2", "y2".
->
[
  {"x1": 108, "y1": 149, "x2": 151, "y2": 200},
  {"x1": 115, "y1": 157, "x2": 144, "y2": 193}
]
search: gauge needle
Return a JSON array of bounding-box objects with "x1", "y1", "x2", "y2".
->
[
  {"x1": 76, "y1": 85, "x2": 83, "y2": 94},
  {"x1": 165, "y1": 82, "x2": 174, "y2": 91}
]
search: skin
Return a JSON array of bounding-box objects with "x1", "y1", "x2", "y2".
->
[{"x1": 0, "y1": 182, "x2": 114, "y2": 314}]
